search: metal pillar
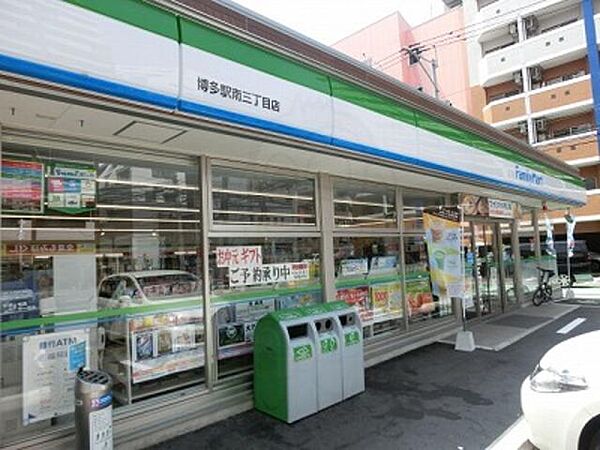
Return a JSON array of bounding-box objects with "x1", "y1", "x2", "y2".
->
[
  {"x1": 317, "y1": 173, "x2": 336, "y2": 301},
  {"x1": 582, "y1": 0, "x2": 600, "y2": 153}
]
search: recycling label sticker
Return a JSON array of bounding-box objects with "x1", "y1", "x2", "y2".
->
[
  {"x1": 344, "y1": 330, "x2": 361, "y2": 346},
  {"x1": 293, "y1": 344, "x2": 312, "y2": 362},
  {"x1": 320, "y1": 336, "x2": 338, "y2": 354}
]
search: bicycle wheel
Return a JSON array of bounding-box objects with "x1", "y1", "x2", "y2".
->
[
  {"x1": 532, "y1": 287, "x2": 545, "y2": 306},
  {"x1": 544, "y1": 285, "x2": 553, "y2": 302}
]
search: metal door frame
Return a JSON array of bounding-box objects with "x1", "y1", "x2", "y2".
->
[{"x1": 467, "y1": 217, "x2": 513, "y2": 319}]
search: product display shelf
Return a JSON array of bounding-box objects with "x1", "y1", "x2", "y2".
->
[{"x1": 100, "y1": 313, "x2": 204, "y2": 405}]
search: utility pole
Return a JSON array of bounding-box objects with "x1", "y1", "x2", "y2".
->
[{"x1": 404, "y1": 45, "x2": 440, "y2": 100}]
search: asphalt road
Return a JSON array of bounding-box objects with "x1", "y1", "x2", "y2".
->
[{"x1": 151, "y1": 305, "x2": 600, "y2": 450}]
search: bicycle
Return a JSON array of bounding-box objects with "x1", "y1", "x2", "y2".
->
[{"x1": 532, "y1": 267, "x2": 555, "y2": 306}]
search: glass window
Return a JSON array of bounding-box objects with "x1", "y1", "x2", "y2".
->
[
  {"x1": 211, "y1": 166, "x2": 316, "y2": 226},
  {"x1": 584, "y1": 176, "x2": 597, "y2": 190},
  {"x1": 334, "y1": 236, "x2": 404, "y2": 335},
  {"x1": 333, "y1": 179, "x2": 396, "y2": 229},
  {"x1": 0, "y1": 146, "x2": 202, "y2": 445},
  {"x1": 403, "y1": 189, "x2": 445, "y2": 232},
  {"x1": 209, "y1": 237, "x2": 321, "y2": 377}
]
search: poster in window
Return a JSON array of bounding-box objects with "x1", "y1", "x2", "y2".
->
[
  {"x1": 370, "y1": 281, "x2": 403, "y2": 321},
  {"x1": 133, "y1": 331, "x2": 155, "y2": 361},
  {"x1": 1, "y1": 159, "x2": 44, "y2": 213},
  {"x1": 336, "y1": 286, "x2": 373, "y2": 324},
  {"x1": 46, "y1": 162, "x2": 96, "y2": 214},
  {"x1": 406, "y1": 279, "x2": 435, "y2": 317},
  {"x1": 22, "y1": 330, "x2": 89, "y2": 425}
]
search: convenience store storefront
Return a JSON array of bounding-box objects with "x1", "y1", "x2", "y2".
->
[{"x1": 0, "y1": 1, "x2": 586, "y2": 448}]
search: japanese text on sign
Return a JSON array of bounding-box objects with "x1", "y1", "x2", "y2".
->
[
  {"x1": 228, "y1": 262, "x2": 309, "y2": 287},
  {"x1": 216, "y1": 246, "x2": 262, "y2": 268},
  {"x1": 197, "y1": 77, "x2": 281, "y2": 112}
]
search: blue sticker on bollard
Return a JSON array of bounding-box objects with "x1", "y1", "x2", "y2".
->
[
  {"x1": 91, "y1": 393, "x2": 112, "y2": 409},
  {"x1": 68, "y1": 341, "x2": 86, "y2": 372}
]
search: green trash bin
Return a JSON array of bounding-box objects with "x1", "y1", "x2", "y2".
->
[
  {"x1": 254, "y1": 301, "x2": 364, "y2": 423},
  {"x1": 254, "y1": 307, "x2": 318, "y2": 423}
]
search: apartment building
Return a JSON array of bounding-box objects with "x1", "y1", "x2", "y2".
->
[{"x1": 333, "y1": 0, "x2": 600, "y2": 249}]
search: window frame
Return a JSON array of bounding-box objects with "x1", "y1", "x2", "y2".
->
[
  {"x1": 331, "y1": 176, "x2": 401, "y2": 234},
  {"x1": 208, "y1": 158, "x2": 320, "y2": 233}
]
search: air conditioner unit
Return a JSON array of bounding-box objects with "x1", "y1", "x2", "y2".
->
[
  {"x1": 508, "y1": 22, "x2": 519, "y2": 39},
  {"x1": 513, "y1": 71, "x2": 523, "y2": 85},
  {"x1": 535, "y1": 118, "x2": 547, "y2": 132},
  {"x1": 524, "y1": 15, "x2": 539, "y2": 34},
  {"x1": 530, "y1": 65, "x2": 543, "y2": 82},
  {"x1": 518, "y1": 121, "x2": 528, "y2": 135}
]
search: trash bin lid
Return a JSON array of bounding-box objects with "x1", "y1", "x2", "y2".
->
[{"x1": 77, "y1": 369, "x2": 111, "y2": 386}]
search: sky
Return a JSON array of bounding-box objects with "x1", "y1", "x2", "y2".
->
[{"x1": 229, "y1": 1, "x2": 448, "y2": 45}]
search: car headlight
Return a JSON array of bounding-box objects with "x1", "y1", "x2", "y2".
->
[{"x1": 529, "y1": 364, "x2": 588, "y2": 393}]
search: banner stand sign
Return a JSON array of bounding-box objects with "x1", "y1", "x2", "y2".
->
[
  {"x1": 565, "y1": 212, "x2": 576, "y2": 298},
  {"x1": 423, "y1": 206, "x2": 465, "y2": 320},
  {"x1": 424, "y1": 206, "x2": 473, "y2": 351}
]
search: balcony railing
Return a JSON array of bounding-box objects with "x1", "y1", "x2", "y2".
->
[
  {"x1": 482, "y1": 40, "x2": 516, "y2": 56},
  {"x1": 478, "y1": 0, "x2": 499, "y2": 11},
  {"x1": 537, "y1": 123, "x2": 593, "y2": 143},
  {"x1": 488, "y1": 89, "x2": 523, "y2": 102}
]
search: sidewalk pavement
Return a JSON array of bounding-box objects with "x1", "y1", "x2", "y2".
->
[
  {"x1": 150, "y1": 306, "x2": 600, "y2": 450},
  {"x1": 439, "y1": 303, "x2": 579, "y2": 351}
]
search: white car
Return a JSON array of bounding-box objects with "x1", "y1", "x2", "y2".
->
[
  {"x1": 521, "y1": 331, "x2": 600, "y2": 450},
  {"x1": 98, "y1": 270, "x2": 201, "y2": 340}
]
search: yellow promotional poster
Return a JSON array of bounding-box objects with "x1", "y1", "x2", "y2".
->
[
  {"x1": 423, "y1": 207, "x2": 464, "y2": 301},
  {"x1": 370, "y1": 282, "x2": 403, "y2": 319}
]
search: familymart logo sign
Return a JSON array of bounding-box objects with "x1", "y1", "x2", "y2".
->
[{"x1": 515, "y1": 165, "x2": 543, "y2": 186}]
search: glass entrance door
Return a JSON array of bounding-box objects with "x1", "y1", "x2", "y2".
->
[{"x1": 473, "y1": 222, "x2": 503, "y2": 316}]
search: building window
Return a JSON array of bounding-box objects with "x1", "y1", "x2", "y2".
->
[
  {"x1": 402, "y1": 189, "x2": 452, "y2": 323},
  {"x1": 209, "y1": 236, "x2": 321, "y2": 377},
  {"x1": 403, "y1": 189, "x2": 445, "y2": 232},
  {"x1": 211, "y1": 166, "x2": 316, "y2": 226},
  {"x1": 334, "y1": 236, "x2": 404, "y2": 335},
  {"x1": 333, "y1": 179, "x2": 396, "y2": 229},
  {"x1": 584, "y1": 177, "x2": 597, "y2": 190},
  {"x1": 0, "y1": 145, "x2": 202, "y2": 441}
]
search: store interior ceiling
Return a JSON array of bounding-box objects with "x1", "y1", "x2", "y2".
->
[{"x1": 0, "y1": 84, "x2": 563, "y2": 211}]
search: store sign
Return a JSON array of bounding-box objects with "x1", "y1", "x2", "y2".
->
[
  {"x1": 228, "y1": 262, "x2": 309, "y2": 287},
  {"x1": 488, "y1": 198, "x2": 514, "y2": 219},
  {"x1": 22, "y1": 330, "x2": 89, "y2": 425},
  {"x1": 3, "y1": 242, "x2": 95, "y2": 257},
  {"x1": 47, "y1": 162, "x2": 96, "y2": 214},
  {"x1": 515, "y1": 165, "x2": 543, "y2": 186},
  {"x1": 197, "y1": 77, "x2": 281, "y2": 112},
  {"x1": 1, "y1": 159, "x2": 44, "y2": 213},
  {"x1": 460, "y1": 194, "x2": 489, "y2": 216},
  {"x1": 216, "y1": 246, "x2": 262, "y2": 268},
  {"x1": 369, "y1": 256, "x2": 397, "y2": 274},
  {"x1": 423, "y1": 207, "x2": 464, "y2": 300},
  {"x1": 180, "y1": 45, "x2": 333, "y2": 139},
  {"x1": 340, "y1": 258, "x2": 368, "y2": 277}
]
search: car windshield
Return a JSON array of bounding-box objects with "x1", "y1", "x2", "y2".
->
[{"x1": 136, "y1": 274, "x2": 200, "y2": 300}]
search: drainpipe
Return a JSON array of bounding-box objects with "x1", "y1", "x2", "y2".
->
[{"x1": 582, "y1": 0, "x2": 600, "y2": 153}]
